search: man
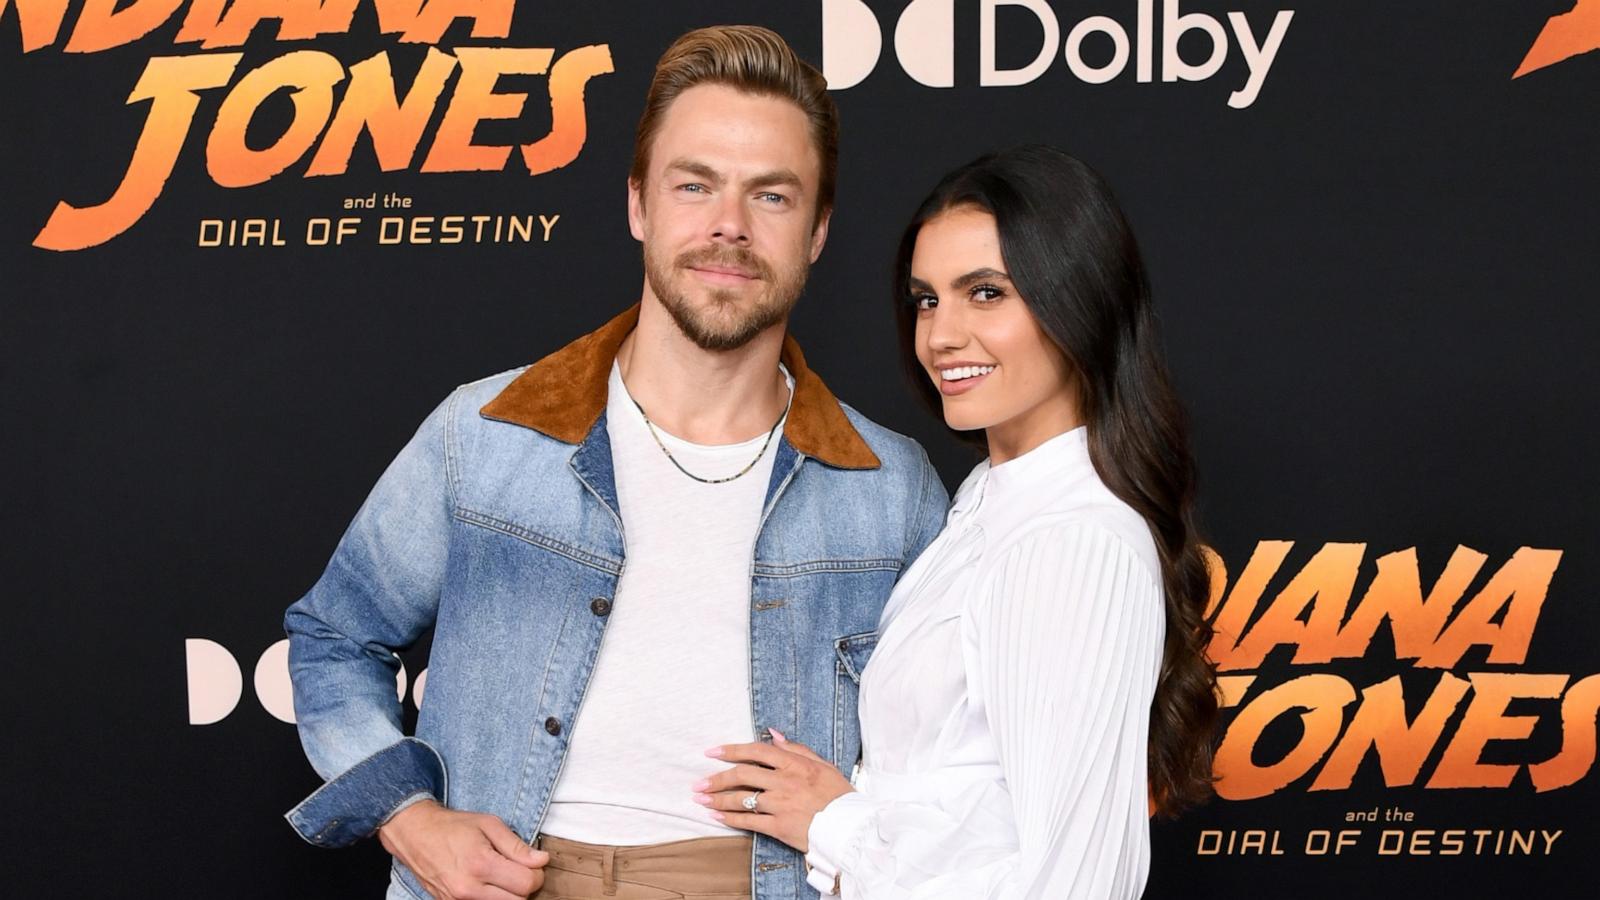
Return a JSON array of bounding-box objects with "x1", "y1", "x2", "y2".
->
[{"x1": 284, "y1": 25, "x2": 947, "y2": 900}]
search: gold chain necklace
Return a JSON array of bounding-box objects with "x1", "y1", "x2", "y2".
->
[{"x1": 630, "y1": 385, "x2": 791, "y2": 485}]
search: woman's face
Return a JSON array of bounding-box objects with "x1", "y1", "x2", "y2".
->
[{"x1": 910, "y1": 206, "x2": 1081, "y2": 463}]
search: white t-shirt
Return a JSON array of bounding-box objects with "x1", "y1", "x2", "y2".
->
[{"x1": 539, "y1": 362, "x2": 791, "y2": 844}]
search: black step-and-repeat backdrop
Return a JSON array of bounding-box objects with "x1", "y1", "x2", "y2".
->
[{"x1": 5, "y1": 1, "x2": 1597, "y2": 897}]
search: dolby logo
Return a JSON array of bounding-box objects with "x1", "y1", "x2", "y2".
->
[
  {"x1": 184, "y1": 637, "x2": 428, "y2": 725},
  {"x1": 822, "y1": 0, "x2": 1296, "y2": 109}
]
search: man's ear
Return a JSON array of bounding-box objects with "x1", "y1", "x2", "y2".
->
[
  {"x1": 627, "y1": 177, "x2": 646, "y2": 242},
  {"x1": 808, "y1": 207, "x2": 832, "y2": 263}
]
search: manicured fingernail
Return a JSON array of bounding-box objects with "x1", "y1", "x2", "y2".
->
[
  {"x1": 710, "y1": 811, "x2": 726, "y2": 822},
  {"x1": 770, "y1": 728, "x2": 787, "y2": 743},
  {"x1": 704, "y1": 746, "x2": 724, "y2": 758},
  {"x1": 691, "y1": 779, "x2": 710, "y2": 791},
  {"x1": 692, "y1": 793, "x2": 712, "y2": 806}
]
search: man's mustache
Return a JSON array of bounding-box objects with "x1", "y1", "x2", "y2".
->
[{"x1": 675, "y1": 246, "x2": 773, "y2": 281}]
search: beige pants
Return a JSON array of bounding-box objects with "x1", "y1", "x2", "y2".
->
[{"x1": 533, "y1": 834, "x2": 753, "y2": 900}]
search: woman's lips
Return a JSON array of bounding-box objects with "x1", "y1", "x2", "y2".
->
[
  {"x1": 940, "y1": 372, "x2": 989, "y2": 396},
  {"x1": 938, "y1": 366, "x2": 996, "y2": 396}
]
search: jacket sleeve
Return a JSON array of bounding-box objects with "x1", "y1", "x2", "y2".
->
[
  {"x1": 282, "y1": 390, "x2": 460, "y2": 847},
  {"x1": 806, "y1": 523, "x2": 1164, "y2": 899}
]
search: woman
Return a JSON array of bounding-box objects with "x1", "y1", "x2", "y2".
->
[{"x1": 695, "y1": 145, "x2": 1219, "y2": 898}]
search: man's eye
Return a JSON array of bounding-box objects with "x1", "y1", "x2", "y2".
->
[
  {"x1": 758, "y1": 192, "x2": 787, "y2": 204},
  {"x1": 679, "y1": 183, "x2": 707, "y2": 193}
]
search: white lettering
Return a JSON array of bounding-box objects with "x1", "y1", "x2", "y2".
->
[
  {"x1": 186, "y1": 638, "x2": 409, "y2": 724},
  {"x1": 981, "y1": 0, "x2": 1060, "y2": 86},
  {"x1": 828, "y1": 0, "x2": 1295, "y2": 108},
  {"x1": 896, "y1": 0, "x2": 956, "y2": 87},
  {"x1": 1227, "y1": 10, "x2": 1295, "y2": 109},
  {"x1": 185, "y1": 638, "x2": 241, "y2": 725},
  {"x1": 1066, "y1": 16, "x2": 1131, "y2": 84},
  {"x1": 1162, "y1": 0, "x2": 1227, "y2": 83},
  {"x1": 822, "y1": 0, "x2": 884, "y2": 89}
]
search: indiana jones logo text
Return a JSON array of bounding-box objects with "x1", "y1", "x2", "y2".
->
[
  {"x1": 4, "y1": 0, "x2": 612, "y2": 249},
  {"x1": 1207, "y1": 542, "x2": 1596, "y2": 799}
]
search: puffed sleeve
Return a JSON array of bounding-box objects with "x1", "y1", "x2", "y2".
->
[{"x1": 805, "y1": 522, "x2": 1164, "y2": 899}]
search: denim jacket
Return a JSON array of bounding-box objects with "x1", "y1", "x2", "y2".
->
[{"x1": 284, "y1": 306, "x2": 949, "y2": 900}]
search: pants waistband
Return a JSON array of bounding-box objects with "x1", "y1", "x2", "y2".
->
[{"x1": 535, "y1": 833, "x2": 752, "y2": 895}]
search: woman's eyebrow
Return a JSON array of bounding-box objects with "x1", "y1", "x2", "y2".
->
[{"x1": 950, "y1": 267, "x2": 1010, "y2": 290}]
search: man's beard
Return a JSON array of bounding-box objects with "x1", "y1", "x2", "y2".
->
[{"x1": 645, "y1": 242, "x2": 809, "y2": 352}]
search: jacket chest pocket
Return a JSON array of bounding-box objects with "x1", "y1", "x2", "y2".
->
[{"x1": 831, "y1": 631, "x2": 878, "y2": 769}]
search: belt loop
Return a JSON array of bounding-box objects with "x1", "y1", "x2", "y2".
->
[{"x1": 601, "y1": 844, "x2": 618, "y2": 895}]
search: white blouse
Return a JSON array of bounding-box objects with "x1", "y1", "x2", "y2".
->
[{"x1": 805, "y1": 427, "x2": 1165, "y2": 899}]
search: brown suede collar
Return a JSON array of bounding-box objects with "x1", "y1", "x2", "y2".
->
[{"x1": 479, "y1": 305, "x2": 881, "y2": 470}]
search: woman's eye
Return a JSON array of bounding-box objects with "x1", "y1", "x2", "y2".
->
[
  {"x1": 972, "y1": 285, "x2": 1005, "y2": 303},
  {"x1": 914, "y1": 294, "x2": 938, "y2": 311}
]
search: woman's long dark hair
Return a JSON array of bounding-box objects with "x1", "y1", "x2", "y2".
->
[{"x1": 893, "y1": 145, "x2": 1218, "y2": 815}]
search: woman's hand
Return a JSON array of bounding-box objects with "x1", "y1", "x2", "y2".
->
[{"x1": 694, "y1": 730, "x2": 854, "y2": 852}]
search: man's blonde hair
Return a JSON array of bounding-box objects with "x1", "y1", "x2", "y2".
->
[{"x1": 631, "y1": 25, "x2": 839, "y2": 224}]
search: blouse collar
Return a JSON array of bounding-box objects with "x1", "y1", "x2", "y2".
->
[
  {"x1": 950, "y1": 426, "x2": 1096, "y2": 524},
  {"x1": 986, "y1": 426, "x2": 1091, "y2": 496}
]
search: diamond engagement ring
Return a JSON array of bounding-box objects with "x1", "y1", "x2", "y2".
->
[{"x1": 742, "y1": 792, "x2": 761, "y2": 812}]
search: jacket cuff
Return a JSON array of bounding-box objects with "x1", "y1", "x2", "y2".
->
[
  {"x1": 284, "y1": 737, "x2": 447, "y2": 848},
  {"x1": 806, "y1": 791, "x2": 876, "y2": 892}
]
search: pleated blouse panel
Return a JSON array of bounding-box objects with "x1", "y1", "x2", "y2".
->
[
  {"x1": 859, "y1": 426, "x2": 1155, "y2": 778},
  {"x1": 856, "y1": 461, "x2": 990, "y2": 776}
]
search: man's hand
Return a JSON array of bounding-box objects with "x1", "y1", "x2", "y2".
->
[{"x1": 378, "y1": 800, "x2": 549, "y2": 900}]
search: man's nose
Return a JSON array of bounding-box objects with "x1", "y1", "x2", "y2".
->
[{"x1": 708, "y1": 193, "x2": 751, "y2": 245}]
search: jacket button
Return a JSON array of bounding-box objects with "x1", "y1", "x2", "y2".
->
[
  {"x1": 590, "y1": 597, "x2": 612, "y2": 616},
  {"x1": 545, "y1": 717, "x2": 562, "y2": 736}
]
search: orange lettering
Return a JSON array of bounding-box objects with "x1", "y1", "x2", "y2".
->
[
  {"x1": 1418, "y1": 548, "x2": 1560, "y2": 668},
  {"x1": 34, "y1": 53, "x2": 243, "y2": 251},
  {"x1": 1529, "y1": 674, "x2": 1600, "y2": 792},
  {"x1": 3, "y1": 0, "x2": 70, "y2": 51},
  {"x1": 1227, "y1": 543, "x2": 1365, "y2": 669},
  {"x1": 1215, "y1": 674, "x2": 1355, "y2": 800},
  {"x1": 175, "y1": 0, "x2": 500, "y2": 48},
  {"x1": 1514, "y1": 0, "x2": 1600, "y2": 77},
  {"x1": 422, "y1": 47, "x2": 552, "y2": 172},
  {"x1": 173, "y1": 0, "x2": 226, "y2": 44},
  {"x1": 1429, "y1": 673, "x2": 1567, "y2": 788},
  {"x1": 1208, "y1": 540, "x2": 1292, "y2": 669},
  {"x1": 64, "y1": 0, "x2": 183, "y2": 52},
  {"x1": 1310, "y1": 673, "x2": 1470, "y2": 790},
  {"x1": 207, "y1": 50, "x2": 344, "y2": 187},
  {"x1": 1329, "y1": 546, "x2": 1487, "y2": 661},
  {"x1": 202, "y1": 0, "x2": 324, "y2": 49},
  {"x1": 401, "y1": 0, "x2": 512, "y2": 45},
  {"x1": 306, "y1": 47, "x2": 458, "y2": 176},
  {"x1": 1216, "y1": 675, "x2": 1256, "y2": 708},
  {"x1": 521, "y1": 44, "x2": 614, "y2": 175}
]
